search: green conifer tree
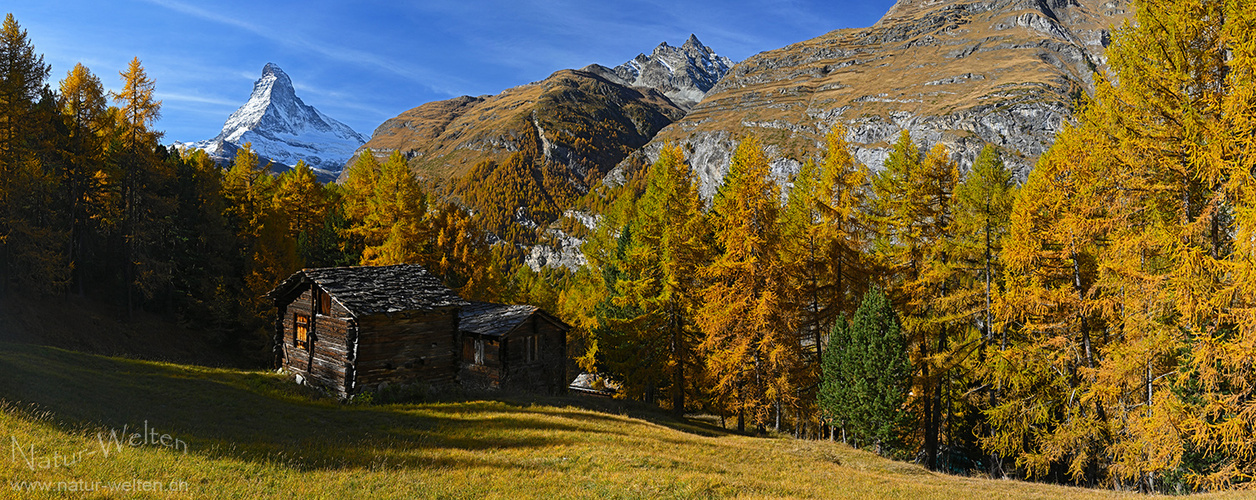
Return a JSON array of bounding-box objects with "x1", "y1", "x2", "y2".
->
[{"x1": 819, "y1": 287, "x2": 912, "y2": 455}]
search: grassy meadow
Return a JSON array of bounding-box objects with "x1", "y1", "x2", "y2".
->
[{"x1": 0, "y1": 342, "x2": 1244, "y2": 499}]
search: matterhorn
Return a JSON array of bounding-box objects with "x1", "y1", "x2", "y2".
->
[{"x1": 180, "y1": 63, "x2": 367, "y2": 180}]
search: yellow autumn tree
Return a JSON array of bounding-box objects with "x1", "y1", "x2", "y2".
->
[
  {"x1": 109, "y1": 57, "x2": 173, "y2": 315},
  {"x1": 0, "y1": 14, "x2": 67, "y2": 295},
  {"x1": 425, "y1": 200, "x2": 498, "y2": 299},
  {"x1": 781, "y1": 124, "x2": 871, "y2": 431},
  {"x1": 563, "y1": 173, "x2": 646, "y2": 375},
  {"x1": 871, "y1": 131, "x2": 959, "y2": 469},
  {"x1": 593, "y1": 144, "x2": 708, "y2": 414},
  {"x1": 990, "y1": 114, "x2": 1113, "y2": 484},
  {"x1": 274, "y1": 161, "x2": 329, "y2": 243},
  {"x1": 221, "y1": 142, "x2": 297, "y2": 348},
  {"x1": 346, "y1": 150, "x2": 428, "y2": 266},
  {"x1": 58, "y1": 62, "x2": 109, "y2": 294},
  {"x1": 272, "y1": 160, "x2": 342, "y2": 269},
  {"x1": 697, "y1": 136, "x2": 799, "y2": 432},
  {"x1": 940, "y1": 144, "x2": 1018, "y2": 473},
  {"x1": 991, "y1": 0, "x2": 1256, "y2": 490},
  {"x1": 782, "y1": 125, "x2": 871, "y2": 358}
]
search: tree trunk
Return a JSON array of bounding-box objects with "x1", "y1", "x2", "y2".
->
[
  {"x1": 929, "y1": 327, "x2": 947, "y2": 470},
  {"x1": 774, "y1": 400, "x2": 781, "y2": 432},
  {"x1": 671, "y1": 309, "x2": 685, "y2": 417},
  {"x1": 922, "y1": 356, "x2": 936, "y2": 469},
  {"x1": 737, "y1": 378, "x2": 746, "y2": 433},
  {"x1": 0, "y1": 236, "x2": 8, "y2": 296},
  {"x1": 1071, "y1": 252, "x2": 1094, "y2": 371}
]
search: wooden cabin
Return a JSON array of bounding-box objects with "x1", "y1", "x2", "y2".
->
[
  {"x1": 458, "y1": 302, "x2": 570, "y2": 394},
  {"x1": 267, "y1": 264, "x2": 570, "y2": 399},
  {"x1": 267, "y1": 264, "x2": 466, "y2": 399}
]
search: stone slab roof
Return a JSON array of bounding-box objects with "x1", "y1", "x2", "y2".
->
[
  {"x1": 268, "y1": 264, "x2": 466, "y2": 317},
  {"x1": 459, "y1": 302, "x2": 539, "y2": 337}
]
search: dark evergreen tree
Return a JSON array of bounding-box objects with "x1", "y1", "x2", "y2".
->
[
  {"x1": 169, "y1": 148, "x2": 232, "y2": 327},
  {"x1": 818, "y1": 286, "x2": 913, "y2": 456},
  {"x1": 819, "y1": 313, "x2": 853, "y2": 442},
  {"x1": 0, "y1": 13, "x2": 55, "y2": 294}
]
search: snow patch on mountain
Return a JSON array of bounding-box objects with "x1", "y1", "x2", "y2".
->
[{"x1": 176, "y1": 63, "x2": 367, "y2": 180}]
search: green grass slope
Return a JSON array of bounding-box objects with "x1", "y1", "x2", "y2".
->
[{"x1": 0, "y1": 343, "x2": 1242, "y2": 499}]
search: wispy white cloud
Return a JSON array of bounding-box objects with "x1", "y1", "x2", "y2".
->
[
  {"x1": 139, "y1": 0, "x2": 469, "y2": 96},
  {"x1": 292, "y1": 82, "x2": 346, "y2": 100},
  {"x1": 155, "y1": 91, "x2": 239, "y2": 107},
  {"x1": 293, "y1": 83, "x2": 396, "y2": 119}
]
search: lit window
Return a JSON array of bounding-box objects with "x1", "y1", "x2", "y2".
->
[{"x1": 295, "y1": 314, "x2": 309, "y2": 349}]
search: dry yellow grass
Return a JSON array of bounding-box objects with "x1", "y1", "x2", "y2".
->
[{"x1": 0, "y1": 343, "x2": 1244, "y2": 499}]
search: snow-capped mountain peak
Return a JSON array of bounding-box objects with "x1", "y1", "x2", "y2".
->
[
  {"x1": 177, "y1": 63, "x2": 367, "y2": 180},
  {"x1": 582, "y1": 34, "x2": 735, "y2": 111}
]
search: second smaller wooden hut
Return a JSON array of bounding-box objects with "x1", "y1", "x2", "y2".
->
[{"x1": 458, "y1": 302, "x2": 570, "y2": 394}]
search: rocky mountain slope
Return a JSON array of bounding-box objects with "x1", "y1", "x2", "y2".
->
[
  {"x1": 347, "y1": 69, "x2": 684, "y2": 189},
  {"x1": 343, "y1": 68, "x2": 685, "y2": 248},
  {"x1": 612, "y1": 0, "x2": 1132, "y2": 199},
  {"x1": 180, "y1": 63, "x2": 367, "y2": 180},
  {"x1": 345, "y1": 36, "x2": 733, "y2": 188},
  {"x1": 582, "y1": 34, "x2": 734, "y2": 111},
  {"x1": 341, "y1": 37, "x2": 731, "y2": 262}
]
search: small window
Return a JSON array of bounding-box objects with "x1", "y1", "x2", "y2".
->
[
  {"x1": 294, "y1": 314, "x2": 310, "y2": 349},
  {"x1": 316, "y1": 289, "x2": 332, "y2": 316},
  {"x1": 474, "y1": 338, "x2": 485, "y2": 365}
]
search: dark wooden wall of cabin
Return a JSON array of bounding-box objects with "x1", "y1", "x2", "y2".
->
[
  {"x1": 501, "y1": 316, "x2": 567, "y2": 394},
  {"x1": 278, "y1": 284, "x2": 354, "y2": 398},
  {"x1": 458, "y1": 336, "x2": 502, "y2": 390},
  {"x1": 352, "y1": 309, "x2": 459, "y2": 391},
  {"x1": 276, "y1": 287, "x2": 570, "y2": 398}
]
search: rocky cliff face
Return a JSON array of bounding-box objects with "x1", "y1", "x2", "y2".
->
[
  {"x1": 611, "y1": 0, "x2": 1131, "y2": 199},
  {"x1": 582, "y1": 34, "x2": 734, "y2": 111},
  {"x1": 179, "y1": 63, "x2": 367, "y2": 181}
]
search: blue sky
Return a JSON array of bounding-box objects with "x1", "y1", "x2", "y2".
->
[{"x1": 8, "y1": 0, "x2": 896, "y2": 143}]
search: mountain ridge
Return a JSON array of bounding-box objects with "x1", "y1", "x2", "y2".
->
[
  {"x1": 345, "y1": 35, "x2": 732, "y2": 186},
  {"x1": 341, "y1": 68, "x2": 686, "y2": 246},
  {"x1": 610, "y1": 0, "x2": 1131, "y2": 199},
  {"x1": 345, "y1": 68, "x2": 685, "y2": 184},
  {"x1": 581, "y1": 34, "x2": 734, "y2": 111}
]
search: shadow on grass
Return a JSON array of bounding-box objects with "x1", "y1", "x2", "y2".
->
[
  {"x1": 0, "y1": 342, "x2": 623, "y2": 472},
  {"x1": 435, "y1": 391, "x2": 738, "y2": 439}
]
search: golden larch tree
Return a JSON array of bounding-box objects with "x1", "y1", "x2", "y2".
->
[{"x1": 696, "y1": 136, "x2": 799, "y2": 432}]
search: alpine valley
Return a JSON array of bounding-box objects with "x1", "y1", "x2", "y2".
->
[
  {"x1": 178, "y1": 1, "x2": 1133, "y2": 267},
  {"x1": 340, "y1": 35, "x2": 734, "y2": 266},
  {"x1": 334, "y1": 0, "x2": 1132, "y2": 268}
]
